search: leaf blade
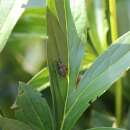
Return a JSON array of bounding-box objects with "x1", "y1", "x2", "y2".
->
[
  {"x1": 27, "y1": 68, "x2": 49, "y2": 91},
  {"x1": 15, "y1": 83, "x2": 54, "y2": 130},
  {"x1": 62, "y1": 32, "x2": 130, "y2": 130},
  {"x1": 0, "y1": 117, "x2": 31, "y2": 130},
  {"x1": 86, "y1": 127, "x2": 125, "y2": 130},
  {"x1": 0, "y1": 0, "x2": 29, "y2": 52}
]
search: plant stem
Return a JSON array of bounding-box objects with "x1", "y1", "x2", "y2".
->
[
  {"x1": 109, "y1": 0, "x2": 118, "y2": 41},
  {"x1": 109, "y1": 0, "x2": 122, "y2": 127},
  {"x1": 115, "y1": 80, "x2": 122, "y2": 127}
]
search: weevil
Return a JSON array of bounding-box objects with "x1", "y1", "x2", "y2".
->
[
  {"x1": 57, "y1": 60, "x2": 68, "y2": 78},
  {"x1": 76, "y1": 74, "x2": 81, "y2": 86}
]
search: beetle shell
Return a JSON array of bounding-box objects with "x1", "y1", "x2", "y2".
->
[
  {"x1": 76, "y1": 75, "x2": 81, "y2": 86},
  {"x1": 57, "y1": 62, "x2": 67, "y2": 77}
]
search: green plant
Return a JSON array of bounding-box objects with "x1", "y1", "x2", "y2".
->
[{"x1": 0, "y1": 0, "x2": 130, "y2": 130}]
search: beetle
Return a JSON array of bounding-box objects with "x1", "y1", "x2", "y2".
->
[
  {"x1": 76, "y1": 74, "x2": 81, "y2": 85},
  {"x1": 57, "y1": 60, "x2": 68, "y2": 78}
]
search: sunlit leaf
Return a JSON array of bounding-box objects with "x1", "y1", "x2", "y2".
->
[
  {"x1": 62, "y1": 32, "x2": 130, "y2": 130},
  {"x1": 27, "y1": 68, "x2": 49, "y2": 91},
  {"x1": 70, "y1": 0, "x2": 87, "y2": 43},
  {"x1": 7, "y1": 8, "x2": 47, "y2": 74},
  {"x1": 0, "y1": 0, "x2": 29, "y2": 53}
]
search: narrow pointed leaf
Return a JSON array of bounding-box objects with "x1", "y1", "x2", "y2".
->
[
  {"x1": 0, "y1": 0, "x2": 29, "y2": 52},
  {"x1": 87, "y1": 0, "x2": 109, "y2": 53},
  {"x1": 65, "y1": 0, "x2": 84, "y2": 91},
  {"x1": 62, "y1": 32, "x2": 130, "y2": 130},
  {"x1": 47, "y1": 0, "x2": 84, "y2": 129},
  {"x1": 47, "y1": 3, "x2": 68, "y2": 128},
  {"x1": 70, "y1": 0, "x2": 97, "y2": 70},
  {"x1": 27, "y1": 68, "x2": 49, "y2": 91},
  {"x1": 70, "y1": 0, "x2": 87, "y2": 43}
]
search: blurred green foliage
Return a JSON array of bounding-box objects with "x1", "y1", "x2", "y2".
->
[{"x1": 0, "y1": 0, "x2": 130, "y2": 130}]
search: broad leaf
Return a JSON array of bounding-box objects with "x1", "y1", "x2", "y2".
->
[
  {"x1": 15, "y1": 83, "x2": 54, "y2": 130},
  {"x1": 0, "y1": 0, "x2": 29, "y2": 53},
  {"x1": 86, "y1": 127, "x2": 125, "y2": 130},
  {"x1": 0, "y1": 117, "x2": 31, "y2": 130},
  {"x1": 62, "y1": 32, "x2": 130, "y2": 130}
]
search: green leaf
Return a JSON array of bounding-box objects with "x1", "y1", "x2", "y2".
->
[
  {"x1": 70, "y1": 1, "x2": 100, "y2": 69},
  {"x1": 87, "y1": 0, "x2": 109, "y2": 54},
  {"x1": 126, "y1": 107, "x2": 130, "y2": 129},
  {"x1": 15, "y1": 83, "x2": 54, "y2": 130},
  {"x1": 91, "y1": 110, "x2": 114, "y2": 127},
  {"x1": 48, "y1": 1, "x2": 130, "y2": 130},
  {"x1": 47, "y1": 4, "x2": 68, "y2": 129},
  {"x1": 47, "y1": 0, "x2": 83, "y2": 129},
  {"x1": 27, "y1": 68, "x2": 49, "y2": 91},
  {"x1": 70, "y1": 1, "x2": 97, "y2": 70},
  {"x1": 0, "y1": 0, "x2": 29, "y2": 53},
  {"x1": 9, "y1": 8, "x2": 47, "y2": 43},
  {"x1": 8, "y1": 8, "x2": 47, "y2": 51},
  {"x1": 0, "y1": 117, "x2": 31, "y2": 130},
  {"x1": 70, "y1": 0, "x2": 87, "y2": 43},
  {"x1": 6, "y1": 8, "x2": 47, "y2": 74},
  {"x1": 65, "y1": 0, "x2": 84, "y2": 91},
  {"x1": 86, "y1": 127, "x2": 125, "y2": 130},
  {"x1": 122, "y1": 71, "x2": 130, "y2": 102},
  {"x1": 62, "y1": 32, "x2": 130, "y2": 130}
]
